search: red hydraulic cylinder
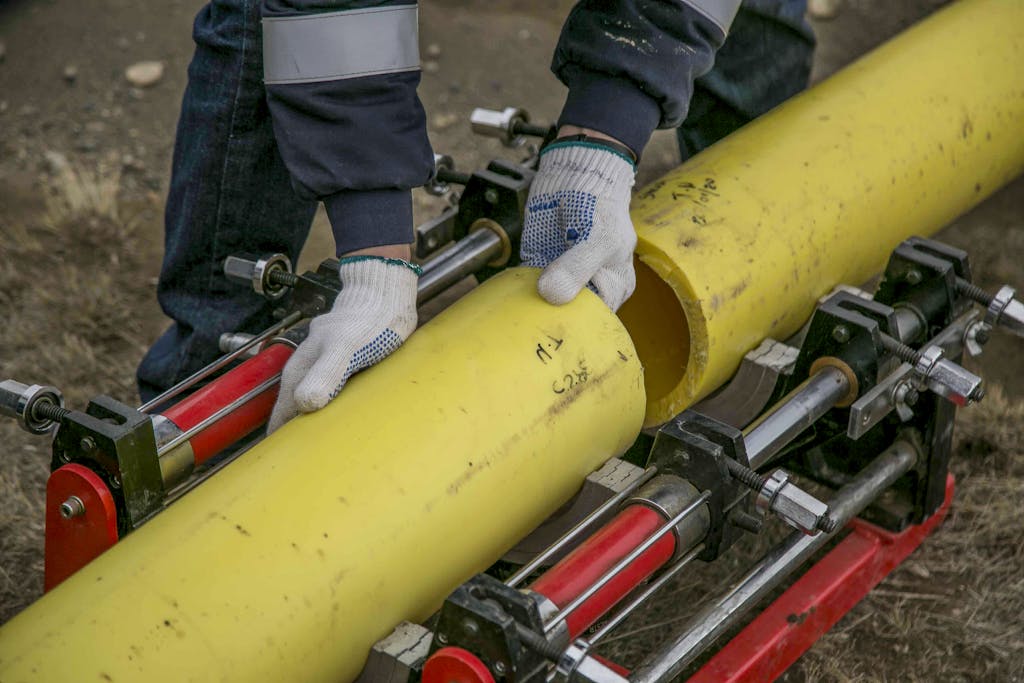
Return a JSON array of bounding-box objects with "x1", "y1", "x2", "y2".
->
[
  {"x1": 530, "y1": 504, "x2": 676, "y2": 638},
  {"x1": 161, "y1": 342, "x2": 293, "y2": 466}
]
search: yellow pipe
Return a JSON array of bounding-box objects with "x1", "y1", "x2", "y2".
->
[
  {"x1": 0, "y1": 269, "x2": 646, "y2": 682},
  {"x1": 619, "y1": 0, "x2": 1024, "y2": 426}
]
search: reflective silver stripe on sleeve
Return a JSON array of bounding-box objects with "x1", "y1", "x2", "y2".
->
[
  {"x1": 263, "y1": 5, "x2": 419, "y2": 85},
  {"x1": 680, "y1": 0, "x2": 741, "y2": 35}
]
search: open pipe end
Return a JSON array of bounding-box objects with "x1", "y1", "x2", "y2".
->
[{"x1": 618, "y1": 256, "x2": 706, "y2": 427}]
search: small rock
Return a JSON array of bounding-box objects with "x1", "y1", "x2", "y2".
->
[
  {"x1": 125, "y1": 60, "x2": 164, "y2": 87},
  {"x1": 517, "y1": 29, "x2": 531, "y2": 41},
  {"x1": 430, "y1": 112, "x2": 458, "y2": 130},
  {"x1": 905, "y1": 562, "x2": 931, "y2": 580},
  {"x1": 75, "y1": 138, "x2": 98, "y2": 153},
  {"x1": 85, "y1": 121, "x2": 106, "y2": 134},
  {"x1": 44, "y1": 150, "x2": 70, "y2": 174},
  {"x1": 0, "y1": 101, "x2": 8, "y2": 114},
  {"x1": 425, "y1": 43, "x2": 442, "y2": 57},
  {"x1": 116, "y1": 36, "x2": 131, "y2": 50},
  {"x1": 62, "y1": 64, "x2": 79, "y2": 83},
  {"x1": 422, "y1": 60, "x2": 440, "y2": 74},
  {"x1": 121, "y1": 153, "x2": 146, "y2": 171},
  {"x1": 807, "y1": 0, "x2": 841, "y2": 20},
  {"x1": 0, "y1": 40, "x2": 6, "y2": 64}
]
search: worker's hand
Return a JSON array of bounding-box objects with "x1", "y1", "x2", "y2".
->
[
  {"x1": 267, "y1": 256, "x2": 419, "y2": 433},
  {"x1": 520, "y1": 139, "x2": 637, "y2": 311}
]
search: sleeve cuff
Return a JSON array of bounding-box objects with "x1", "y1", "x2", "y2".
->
[
  {"x1": 324, "y1": 188, "x2": 415, "y2": 256},
  {"x1": 557, "y1": 66, "x2": 663, "y2": 158}
]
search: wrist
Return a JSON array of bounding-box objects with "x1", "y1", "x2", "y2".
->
[
  {"x1": 341, "y1": 244, "x2": 413, "y2": 262},
  {"x1": 556, "y1": 125, "x2": 623, "y2": 145},
  {"x1": 546, "y1": 131, "x2": 638, "y2": 167}
]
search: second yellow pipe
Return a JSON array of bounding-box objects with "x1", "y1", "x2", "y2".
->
[{"x1": 619, "y1": 0, "x2": 1024, "y2": 426}]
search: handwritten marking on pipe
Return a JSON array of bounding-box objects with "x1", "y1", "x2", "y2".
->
[
  {"x1": 553, "y1": 360, "x2": 590, "y2": 394},
  {"x1": 535, "y1": 335, "x2": 565, "y2": 364}
]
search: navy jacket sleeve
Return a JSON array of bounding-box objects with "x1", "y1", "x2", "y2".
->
[
  {"x1": 552, "y1": 0, "x2": 736, "y2": 156},
  {"x1": 262, "y1": 0, "x2": 433, "y2": 255}
]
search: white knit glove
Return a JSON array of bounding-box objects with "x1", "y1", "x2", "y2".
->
[
  {"x1": 520, "y1": 142, "x2": 637, "y2": 311},
  {"x1": 267, "y1": 256, "x2": 419, "y2": 433}
]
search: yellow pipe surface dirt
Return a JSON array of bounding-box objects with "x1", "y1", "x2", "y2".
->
[
  {"x1": 0, "y1": 270, "x2": 645, "y2": 682},
  {"x1": 619, "y1": 0, "x2": 1024, "y2": 426}
]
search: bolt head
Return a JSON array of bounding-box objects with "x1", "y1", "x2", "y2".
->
[
  {"x1": 494, "y1": 661, "x2": 508, "y2": 675},
  {"x1": 831, "y1": 325, "x2": 851, "y2": 344},
  {"x1": 484, "y1": 188, "x2": 500, "y2": 204},
  {"x1": 437, "y1": 632, "x2": 449, "y2": 645},
  {"x1": 905, "y1": 269, "x2": 923, "y2": 285},
  {"x1": 79, "y1": 436, "x2": 96, "y2": 453},
  {"x1": 462, "y1": 618, "x2": 480, "y2": 637},
  {"x1": 59, "y1": 496, "x2": 85, "y2": 519}
]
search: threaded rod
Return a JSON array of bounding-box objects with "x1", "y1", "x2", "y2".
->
[
  {"x1": 726, "y1": 458, "x2": 768, "y2": 491},
  {"x1": 268, "y1": 270, "x2": 299, "y2": 288},
  {"x1": 879, "y1": 333, "x2": 922, "y2": 365},
  {"x1": 956, "y1": 278, "x2": 994, "y2": 306},
  {"x1": 33, "y1": 402, "x2": 69, "y2": 423}
]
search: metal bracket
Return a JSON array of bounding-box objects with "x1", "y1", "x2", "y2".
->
[
  {"x1": 431, "y1": 574, "x2": 550, "y2": 682},
  {"x1": 51, "y1": 396, "x2": 164, "y2": 533},
  {"x1": 648, "y1": 411, "x2": 751, "y2": 560}
]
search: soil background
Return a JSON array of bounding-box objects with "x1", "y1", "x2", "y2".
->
[{"x1": 1, "y1": 1, "x2": 1022, "y2": 681}]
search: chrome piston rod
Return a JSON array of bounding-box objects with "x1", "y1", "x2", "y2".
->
[
  {"x1": 744, "y1": 366, "x2": 850, "y2": 469},
  {"x1": 417, "y1": 228, "x2": 504, "y2": 304},
  {"x1": 629, "y1": 439, "x2": 919, "y2": 683}
]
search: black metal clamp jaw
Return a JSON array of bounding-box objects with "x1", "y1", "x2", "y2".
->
[
  {"x1": 224, "y1": 253, "x2": 341, "y2": 322},
  {"x1": 49, "y1": 396, "x2": 165, "y2": 534},
  {"x1": 647, "y1": 412, "x2": 756, "y2": 561},
  {"x1": 769, "y1": 236, "x2": 1008, "y2": 529},
  {"x1": 415, "y1": 158, "x2": 536, "y2": 279},
  {"x1": 416, "y1": 106, "x2": 552, "y2": 277},
  {"x1": 0, "y1": 375, "x2": 166, "y2": 535},
  {"x1": 647, "y1": 411, "x2": 838, "y2": 562},
  {"x1": 427, "y1": 574, "x2": 562, "y2": 683}
]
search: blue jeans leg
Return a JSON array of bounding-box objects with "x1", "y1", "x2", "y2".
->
[
  {"x1": 678, "y1": 0, "x2": 816, "y2": 160},
  {"x1": 137, "y1": 0, "x2": 317, "y2": 403}
]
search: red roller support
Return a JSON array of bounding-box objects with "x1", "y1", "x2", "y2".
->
[
  {"x1": 530, "y1": 504, "x2": 676, "y2": 637},
  {"x1": 161, "y1": 342, "x2": 293, "y2": 465},
  {"x1": 421, "y1": 647, "x2": 496, "y2": 683},
  {"x1": 690, "y1": 475, "x2": 955, "y2": 683},
  {"x1": 44, "y1": 463, "x2": 119, "y2": 590}
]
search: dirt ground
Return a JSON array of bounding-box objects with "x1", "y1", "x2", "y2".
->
[{"x1": 1, "y1": 0, "x2": 1022, "y2": 680}]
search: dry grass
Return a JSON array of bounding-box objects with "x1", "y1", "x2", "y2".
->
[{"x1": 0, "y1": 154, "x2": 161, "y2": 623}]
